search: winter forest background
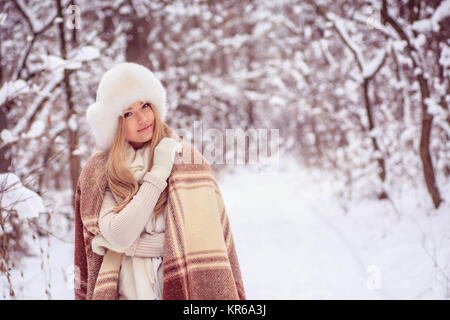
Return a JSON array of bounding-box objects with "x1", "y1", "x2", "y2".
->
[{"x1": 1, "y1": 0, "x2": 449, "y2": 299}]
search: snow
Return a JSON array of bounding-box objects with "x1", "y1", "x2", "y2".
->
[
  {"x1": 3, "y1": 156, "x2": 449, "y2": 299},
  {"x1": 294, "y1": 52, "x2": 311, "y2": 76},
  {"x1": 411, "y1": 0, "x2": 450, "y2": 33},
  {"x1": 22, "y1": 120, "x2": 45, "y2": 139},
  {"x1": 1, "y1": 0, "x2": 449, "y2": 300},
  {"x1": 220, "y1": 34, "x2": 248, "y2": 50},
  {"x1": 327, "y1": 12, "x2": 364, "y2": 67},
  {"x1": 38, "y1": 46, "x2": 100, "y2": 73},
  {"x1": 362, "y1": 49, "x2": 386, "y2": 79},
  {"x1": 16, "y1": 0, "x2": 44, "y2": 31},
  {"x1": 220, "y1": 158, "x2": 450, "y2": 299},
  {"x1": 414, "y1": 67, "x2": 422, "y2": 76},
  {"x1": 0, "y1": 12, "x2": 7, "y2": 25},
  {"x1": 0, "y1": 80, "x2": 30, "y2": 106},
  {"x1": 0, "y1": 173, "x2": 45, "y2": 220},
  {"x1": 432, "y1": 0, "x2": 450, "y2": 23},
  {"x1": 72, "y1": 144, "x2": 87, "y2": 156},
  {"x1": 40, "y1": 54, "x2": 81, "y2": 71},
  {"x1": 413, "y1": 33, "x2": 427, "y2": 49},
  {"x1": 244, "y1": 90, "x2": 266, "y2": 101},
  {"x1": 412, "y1": 19, "x2": 433, "y2": 33},
  {"x1": 269, "y1": 95, "x2": 286, "y2": 106},
  {"x1": 326, "y1": 11, "x2": 387, "y2": 79},
  {"x1": 439, "y1": 44, "x2": 450, "y2": 72},
  {"x1": 72, "y1": 46, "x2": 101, "y2": 62},
  {"x1": 425, "y1": 97, "x2": 444, "y2": 117},
  {"x1": 426, "y1": 97, "x2": 450, "y2": 138},
  {"x1": 392, "y1": 39, "x2": 407, "y2": 51},
  {"x1": 253, "y1": 21, "x2": 272, "y2": 37},
  {"x1": 1, "y1": 129, "x2": 15, "y2": 144},
  {"x1": 68, "y1": 115, "x2": 78, "y2": 131},
  {"x1": 11, "y1": 71, "x2": 64, "y2": 138}
]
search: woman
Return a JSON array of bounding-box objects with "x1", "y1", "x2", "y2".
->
[{"x1": 74, "y1": 62, "x2": 245, "y2": 300}]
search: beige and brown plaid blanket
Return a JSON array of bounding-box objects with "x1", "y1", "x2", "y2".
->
[{"x1": 74, "y1": 126, "x2": 245, "y2": 300}]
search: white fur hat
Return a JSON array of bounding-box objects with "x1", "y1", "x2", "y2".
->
[{"x1": 86, "y1": 62, "x2": 167, "y2": 151}]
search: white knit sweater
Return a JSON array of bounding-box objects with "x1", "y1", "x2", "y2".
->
[{"x1": 91, "y1": 141, "x2": 167, "y2": 300}]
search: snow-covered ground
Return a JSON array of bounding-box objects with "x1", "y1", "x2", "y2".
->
[
  {"x1": 2, "y1": 159, "x2": 450, "y2": 299},
  {"x1": 220, "y1": 160, "x2": 450, "y2": 299}
]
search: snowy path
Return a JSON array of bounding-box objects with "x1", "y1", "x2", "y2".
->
[
  {"x1": 219, "y1": 165, "x2": 449, "y2": 299},
  {"x1": 220, "y1": 168, "x2": 386, "y2": 299}
]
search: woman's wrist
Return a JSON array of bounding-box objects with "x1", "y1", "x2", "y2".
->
[
  {"x1": 143, "y1": 171, "x2": 168, "y2": 190},
  {"x1": 148, "y1": 166, "x2": 168, "y2": 182}
]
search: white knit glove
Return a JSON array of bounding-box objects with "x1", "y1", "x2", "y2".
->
[{"x1": 149, "y1": 137, "x2": 182, "y2": 181}]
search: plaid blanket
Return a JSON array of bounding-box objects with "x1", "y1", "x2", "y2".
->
[{"x1": 74, "y1": 126, "x2": 246, "y2": 299}]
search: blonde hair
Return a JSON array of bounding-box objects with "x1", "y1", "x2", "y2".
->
[{"x1": 97, "y1": 103, "x2": 169, "y2": 219}]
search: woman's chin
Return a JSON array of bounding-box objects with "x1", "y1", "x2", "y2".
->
[{"x1": 135, "y1": 132, "x2": 153, "y2": 142}]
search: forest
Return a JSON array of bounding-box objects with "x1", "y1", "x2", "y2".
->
[{"x1": 0, "y1": 0, "x2": 449, "y2": 299}]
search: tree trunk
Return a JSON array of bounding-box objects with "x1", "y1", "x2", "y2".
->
[
  {"x1": 125, "y1": 15, "x2": 152, "y2": 68},
  {"x1": 0, "y1": 103, "x2": 12, "y2": 173},
  {"x1": 363, "y1": 78, "x2": 387, "y2": 199},
  {"x1": 381, "y1": 0, "x2": 442, "y2": 208},
  {"x1": 56, "y1": 0, "x2": 80, "y2": 195},
  {"x1": 417, "y1": 74, "x2": 442, "y2": 208}
]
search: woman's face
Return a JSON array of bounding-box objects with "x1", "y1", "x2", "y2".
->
[{"x1": 122, "y1": 100, "x2": 155, "y2": 149}]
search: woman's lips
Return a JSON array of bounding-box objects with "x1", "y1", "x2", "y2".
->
[{"x1": 138, "y1": 124, "x2": 152, "y2": 132}]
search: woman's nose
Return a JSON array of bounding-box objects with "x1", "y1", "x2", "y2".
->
[{"x1": 136, "y1": 110, "x2": 146, "y2": 123}]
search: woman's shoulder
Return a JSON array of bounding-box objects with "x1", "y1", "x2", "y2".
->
[
  {"x1": 83, "y1": 150, "x2": 107, "y2": 170},
  {"x1": 78, "y1": 150, "x2": 107, "y2": 187}
]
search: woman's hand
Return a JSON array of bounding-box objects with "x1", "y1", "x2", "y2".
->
[{"x1": 149, "y1": 137, "x2": 182, "y2": 181}]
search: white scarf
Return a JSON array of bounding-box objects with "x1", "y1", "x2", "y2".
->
[{"x1": 123, "y1": 141, "x2": 152, "y2": 184}]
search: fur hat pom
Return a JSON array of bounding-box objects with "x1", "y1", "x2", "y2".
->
[{"x1": 86, "y1": 62, "x2": 167, "y2": 151}]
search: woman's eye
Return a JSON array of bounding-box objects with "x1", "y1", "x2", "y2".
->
[{"x1": 123, "y1": 103, "x2": 149, "y2": 118}]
